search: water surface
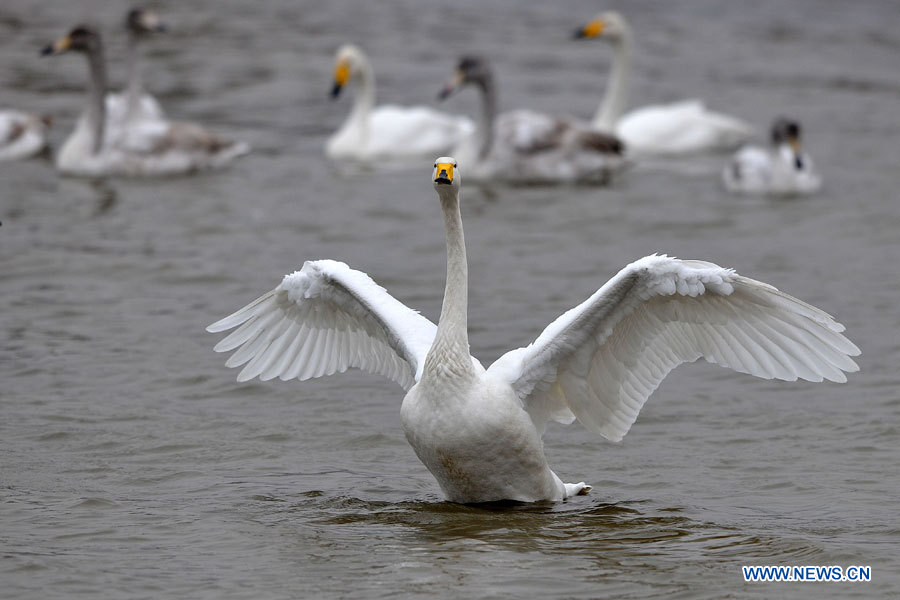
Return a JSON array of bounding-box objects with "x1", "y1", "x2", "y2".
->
[{"x1": 2, "y1": 1, "x2": 898, "y2": 598}]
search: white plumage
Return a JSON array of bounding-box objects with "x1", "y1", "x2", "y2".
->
[
  {"x1": 0, "y1": 110, "x2": 48, "y2": 162},
  {"x1": 723, "y1": 118, "x2": 822, "y2": 196},
  {"x1": 325, "y1": 45, "x2": 473, "y2": 162},
  {"x1": 209, "y1": 158, "x2": 859, "y2": 503},
  {"x1": 577, "y1": 12, "x2": 753, "y2": 155},
  {"x1": 209, "y1": 260, "x2": 438, "y2": 389}
]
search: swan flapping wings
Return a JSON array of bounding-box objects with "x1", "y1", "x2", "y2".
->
[
  {"x1": 210, "y1": 254, "x2": 858, "y2": 446},
  {"x1": 209, "y1": 159, "x2": 859, "y2": 503},
  {"x1": 208, "y1": 260, "x2": 437, "y2": 390},
  {"x1": 487, "y1": 255, "x2": 860, "y2": 440}
]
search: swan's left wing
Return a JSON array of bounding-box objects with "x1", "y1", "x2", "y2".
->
[
  {"x1": 208, "y1": 260, "x2": 437, "y2": 390},
  {"x1": 487, "y1": 255, "x2": 859, "y2": 440}
]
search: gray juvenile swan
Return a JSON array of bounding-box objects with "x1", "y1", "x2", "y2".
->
[
  {"x1": 208, "y1": 158, "x2": 859, "y2": 503},
  {"x1": 438, "y1": 56, "x2": 627, "y2": 185}
]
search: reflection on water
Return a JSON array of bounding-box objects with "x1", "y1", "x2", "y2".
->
[{"x1": 284, "y1": 493, "x2": 822, "y2": 562}]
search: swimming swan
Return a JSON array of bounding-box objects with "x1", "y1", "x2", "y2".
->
[
  {"x1": 105, "y1": 8, "x2": 167, "y2": 130},
  {"x1": 439, "y1": 56, "x2": 627, "y2": 184},
  {"x1": 575, "y1": 11, "x2": 753, "y2": 155},
  {"x1": 723, "y1": 118, "x2": 822, "y2": 196},
  {"x1": 42, "y1": 26, "x2": 249, "y2": 177},
  {"x1": 0, "y1": 110, "x2": 49, "y2": 161},
  {"x1": 208, "y1": 158, "x2": 859, "y2": 503},
  {"x1": 326, "y1": 44, "x2": 474, "y2": 162}
]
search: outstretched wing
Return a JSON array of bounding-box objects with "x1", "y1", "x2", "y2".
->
[
  {"x1": 487, "y1": 255, "x2": 860, "y2": 441},
  {"x1": 207, "y1": 260, "x2": 437, "y2": 390}
]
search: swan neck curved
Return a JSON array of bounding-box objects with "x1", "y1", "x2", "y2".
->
[
  {"x1": 85, "y1": 41, "x2": 108, "y2": 155},
  {"x1": 424, "y1": 188, "x2": 473, "y2": 379},
  {"x1": 124, "y1": 32, "x2": 143, "y2": 122},
  {"x1": 475, "y1": 77, "x2": 496, "y2": 160},
  {"x1": 593, "y1": 30, "x2": 632, "y2": 132}
]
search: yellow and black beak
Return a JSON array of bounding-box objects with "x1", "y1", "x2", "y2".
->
[
  {"x1": 787, "y1": 136, "x2": 805, "y2": 169},
  {"x1": 574, "y1": 18, "x2": 605, "y2": 39},
  {"x1": 41, "y1": 34, "x2": 72, "y2": 56},
  {"x1": 331, "y1": 60, "x2": 350, "y2": 98},
  {"x1": 437, "y1": 69, "x2": 465, "y2": 101},
  {"x1": 434, "y1": 162, "x2": 454, "y2": 185}
]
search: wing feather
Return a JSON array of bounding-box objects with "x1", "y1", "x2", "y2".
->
[
  {"x1": 488, "y1": 255, "x2": 859, "y2": 440},
  {"x1": 208, "y1": 260, "x2": 437, "y2": 390}
]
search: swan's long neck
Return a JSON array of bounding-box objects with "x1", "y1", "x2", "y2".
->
[
  {"x1": 84, "y1": 42, "x2": 108, "y2": 155},
  {"x1": 423, "y1": 187, "x2": 474, "y2": 380},
  {"x1": 475, "y1": 77, "x2": 496, "y2": 159},
  {"x1": 124, "y1": 31, "x2": 143, "y2": 122},
  {"x1": 592, "y1": 29, "x2": 632, "y2": 132},
  {"x1": 347, "y1": 56, "x2": 376, "y2": 142}
]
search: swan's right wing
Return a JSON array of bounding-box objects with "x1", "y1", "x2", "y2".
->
[{"x1": 207, "y1": 260, "x2": 437, "y2": 390}]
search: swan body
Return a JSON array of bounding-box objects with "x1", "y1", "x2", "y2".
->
[
  {"x1": 617, "y1": 99, "x2": 752, "y2": 156},
  {"x1": 105, "y1": 9, "x2": 167, "y2": 132},
  {"x1": 723, "y1": 118, "x2": 822, "y2": 195},
  {"x1": 577, "y1": 12, "x2": 752, "y2": 155},
  {"x1": 208, "y1": 158, "x2": 859, "y2": 503},
  {"x1": 440, "y1": 57, "x2": 627, "y2": 184},
  {"x1": 105, "y1": 94, "x2": 164, "y2": 128},
  {"x1": 0, "y1": 110, "x2": 49, "y2": 161},
  {"x1": 326, "y1": 45, "x2": 473, "y2": 162},
  {"x1": 43, "y1": 26, "x2": 248, "y2": 177}
]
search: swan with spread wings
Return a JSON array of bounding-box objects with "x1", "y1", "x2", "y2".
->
[{"x1": 208, "y1": 158, "x2": 858, "y2": 503}]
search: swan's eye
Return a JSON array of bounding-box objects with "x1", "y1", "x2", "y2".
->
[
  {"x1": 453, "y1": 163, "x2": 457, "y2": 168},
  {"x1": 433, "y1": 164, "x2": 437, "y2": 168}
]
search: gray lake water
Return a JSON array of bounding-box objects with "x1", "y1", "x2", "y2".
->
[{"x1": 2, "y1": 0, "x2": 899, "y2": 598}]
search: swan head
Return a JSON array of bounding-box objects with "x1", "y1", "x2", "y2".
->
[
  {"x1": 126, "y1": 8, "x2": 167, "y2": 35},
  {"x1": 432, "y1": 156, "x2": 460, "y2": 192},
  {"x1": 41, "y1": 25, "x2": 101, "y2": 57},
  {"x1": 438, "y1": 56, "x2": 491, "y2": 100},
  {"x1": 330, "y1": 44, "x2": 366, "y2": 99},
  {"x1": 574, "y1": 11, "x2": 630, "y2": 42},
  {"x1": 771, "y1": 118, "x2": 805, "y2": 169}
]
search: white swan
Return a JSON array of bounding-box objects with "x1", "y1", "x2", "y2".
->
[
  {"x1": 105, "y1": 8, "x2": 167, "y2": 131},
  {"x1": 208, "y1": 157, "x2": 859, "y2": 504},
  {"x1": 0, "y1": 110, "x2": 49, "y2": 161},
  {"x1": 325, "y1": 44, "x2": 474, "y2": 162},
  {"x1": 42, "y1": 26, "x2": 249, "y2": 177},
  {"x1": 575, "y1": 11, "x2": 753, "y2": 155},
  {"x1": 723, "y1": 118, "x2": 822, "y2": 196},
  {"x1": 439, "y1": 56, "x2": 627, "y2": 184}
]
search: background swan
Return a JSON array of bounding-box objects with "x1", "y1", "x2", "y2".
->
[
  {"x1": 0, "y1": 109, "x2": 49, "y2": 161},
  {"x1": 105, "y1": 8, "x2": 167, "y2": 132},
  {"x1": 208, "y1": 158, "x2": 859, "y2": 504},
  {"x1": 325, "y1": 44, "x2": 474, "y2": 162},
  {"x1": 42, "y1": 26, "x2": 249, "y2": 177},
  {"x1": 575, "y1": 11, "x2": 753, "y2": 155},
  {"x1": 723, "y1": 118, "x2": 822, "y2": 195},
  {"x1": 439, "y1": 56, "x2": 627, "y2": 184}
]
